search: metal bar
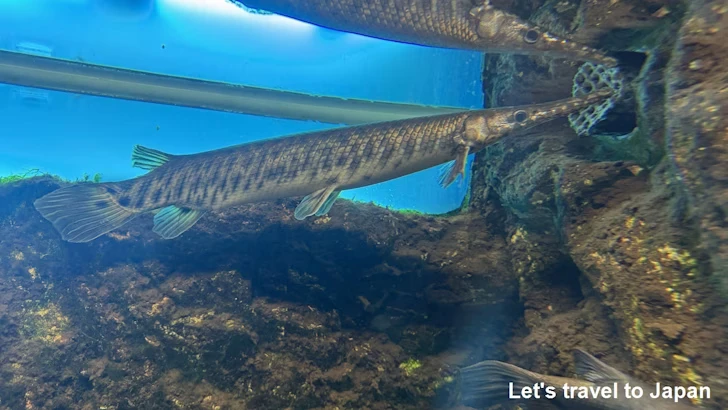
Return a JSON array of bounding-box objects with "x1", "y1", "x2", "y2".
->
[{"x1": 0, "y1": 49, "x2": 470, "y2": 125}]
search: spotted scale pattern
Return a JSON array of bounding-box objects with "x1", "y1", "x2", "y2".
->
[
  {"x1": 240, "y1": 0, "x2": 482, "y2": 49},
  {"x1": 119, "y1": 111, "x2": 471, "y2": 212}
]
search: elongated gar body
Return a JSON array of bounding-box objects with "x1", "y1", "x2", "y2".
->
[
  {"x1": 34, "y1": 90, "x2": 610, "y2": 243},
  {"x1": 235, "y1": 0, "x2": 617, "y2": 66}
]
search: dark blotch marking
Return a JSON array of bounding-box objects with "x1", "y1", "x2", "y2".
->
[
  {"x1": 322, "y1": 156, "x2": 333, "y2": 171},
  {"x1": 350, "y1": 157, "x2": 361, "y2": 171},
  {"x1": 118, "y1": 197, "x2": 130, "y2": 207},
  {"x1": 224, "y1": 157, "x2": 235, "y2": 177},
  {"x1": 152, "y1": 189, "x2": 162, "y2": 204},
  {"x1": 95, "y1": 200, "x2": 106, "y2": 209},
  {"x1": 211, "y1": 163, "x2": 221, "y2": 185},
  {"x1": 380, "y1": 146, "x2": 394, "y2": 165},
  {"x1": 257, "y1": 181, "x2": 264, "y2": 189},
  {"x1": 177, "y1": 181, "x2": 185, "y2": 201},
  {"x1": 362, "y1": 141, "x2": 373, "y2": 158},
  {"x1": 134, "y1": 181, "x2": 150, "y2": 208},
  {"x1": 271, "y1": 165, "x2": 285, "y2": 177},
  {"x1": 161, "y1": 172, "x2": 173, "y2": 189},
  {"x1": 244, "y1": 181, "x2": 251, "y2": 191},
  {"x1": 232, "y1": 173, "x2": 241, "y2": 191},
  {"x1": 302, "y1": 150, "x2": 314, "y2": 168},
  {"x1": 404, "y1": 149, "x2": 415, "y2": 161},
  {"x1": 336, "y1": 157, "x2": 347, "y2": 166}
]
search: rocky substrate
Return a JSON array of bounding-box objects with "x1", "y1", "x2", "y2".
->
[
  {"x1": 0, "y1": 177, "x2": 520, "y2": 410},
  {"x1": 1, "y1": 0, "x2": 727, "y2": 409},
  {"x1": 469, "y1": 0, "x2": 728, "y2": 408}
]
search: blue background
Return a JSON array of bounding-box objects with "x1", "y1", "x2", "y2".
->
[{"x1": 0, "y1": 0, "x2": 484, "y2": 214}]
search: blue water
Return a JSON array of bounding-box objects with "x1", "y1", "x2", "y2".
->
[{"x1": 0, "y1": 0, "x2": 484, "y2": 214}]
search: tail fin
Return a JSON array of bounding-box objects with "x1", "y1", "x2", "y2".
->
[
  {"x1": 33, "y1": 183, "x2": 138, "y2": 243},
  {"x1": 457, "y1": 360, "x2": 543, "y2": 407}
]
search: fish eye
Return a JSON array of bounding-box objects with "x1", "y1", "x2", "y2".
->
[
  {"x1": 524, "y1": 29, "x2": 540, "y2": 44},
  {"x1": 513, "y1": 110, "x2": 529, "y2": 123}
]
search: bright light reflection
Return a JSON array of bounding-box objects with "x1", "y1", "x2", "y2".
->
[{"x1": 159, "y1": 0, "x2": 317, "y2": 34}]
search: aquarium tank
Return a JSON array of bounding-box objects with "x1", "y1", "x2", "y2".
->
[{"x1": 1, "y1": 0, "x2": 727, "y2": 409}]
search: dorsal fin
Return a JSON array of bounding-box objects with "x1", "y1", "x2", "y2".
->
[
  {"x1": 573, "y1": 349, "x2": 629, "y2": 383},
  {"x1": 132, "y1": 145, "x2": 174, "y2": 170}
]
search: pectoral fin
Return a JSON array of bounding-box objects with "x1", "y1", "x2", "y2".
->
[
  {"x1": 153, "y1": 205, "x2": 206, "y2": 239},
  {"x1": 315, "y1": 189, "x2": 341, "y2": 217},
  {"x1": 295, "y1": 185, "x2": 338, "y2": 220},
  {"x1": 438, "y1": 145, "x2": 470, "y2": 188}
]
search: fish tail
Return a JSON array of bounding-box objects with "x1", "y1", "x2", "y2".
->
[
  {"x1": 457, "y1": 360, "x2": 542, "y2": 407},
  {"x1": 34, "y1": 182, "x2": 138, "y2": 243}
]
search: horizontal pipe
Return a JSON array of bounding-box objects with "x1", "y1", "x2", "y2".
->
[{"x1": 0, "y1": 49, "x2": 470, "y2": 125}]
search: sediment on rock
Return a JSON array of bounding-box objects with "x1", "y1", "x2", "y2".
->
[
  {"x1": 1, "y1": 1, "x2": 727, "y2": 409},
  {"x1": 467, "y1": 0, "x2": 727, "y2": 408},
  {"x1": 665, "y1": 0, "x2": 728, "y2": 297},
  {"x1": 0, "y1": 177, "x2": 519, "y2": 409}
]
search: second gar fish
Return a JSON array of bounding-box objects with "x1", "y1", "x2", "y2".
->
[
  {"x1": 235, "y1": 0, "x2": 617, "y2": 66},
  {"x1": 34, "y1": 90, "x2": 611, "y2": 243}
]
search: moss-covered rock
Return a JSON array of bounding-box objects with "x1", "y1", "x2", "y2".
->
[
  {"x1": 0, "y1": 177, "x2": 514, "y2": 409},
  {"x1": 466, "y1": 0, "x2": 727, "y2": 408}
]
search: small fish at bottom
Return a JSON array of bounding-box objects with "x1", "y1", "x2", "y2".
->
[
  {"x1": 34, "y1": 90, "x2": 611, "y2": 243},
  {"x1": 457, "y1": 349, "x2": 701, "y2": 409}
]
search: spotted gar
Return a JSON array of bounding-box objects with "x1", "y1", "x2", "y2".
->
[
  {"x1": 235, "y1": 0, "x2": 617, "y2": 66},
  {"x1": 34, "y1": 90, "x2": 611, "y2": 243}
]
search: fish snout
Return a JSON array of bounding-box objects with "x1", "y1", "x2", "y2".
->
[
  {"x1": 546, "y1": 34, "x2": 619, "y2": 67},
  {"x1": 529, "y1": 89, "x2": 614, "y2": 123},
  {"x1": 472, "y1": 4, "x2": 617, "y2": 67}
]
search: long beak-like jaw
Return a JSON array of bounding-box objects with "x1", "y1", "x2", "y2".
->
[
  {"x1": 467, "y1": 89, "x2": 614, "y2": 148},
  {"x1": 472, "y1": 5, "x2": 617, "y2": 67}
]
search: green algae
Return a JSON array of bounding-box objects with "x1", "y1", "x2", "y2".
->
[
  {"x1": 0, "y1": 169, "x2": 44, "y2": 185},
  {"x1": 0, "y1": 170, "x2": 102, "y2": 185},
  {"x1": 399, "y1": 358, "x2": 422, "y2": 376}
]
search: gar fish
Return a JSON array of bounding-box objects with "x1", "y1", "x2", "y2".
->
[
  {"x1": 235, "y1": 0, "x2": 617, "y2": 66},
  {"x1": 34, "y1": 90, "x2": 611, "y2": 243},
  {"x1": 457, "y1": 349, "x2": 699, "y2": 409}
]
